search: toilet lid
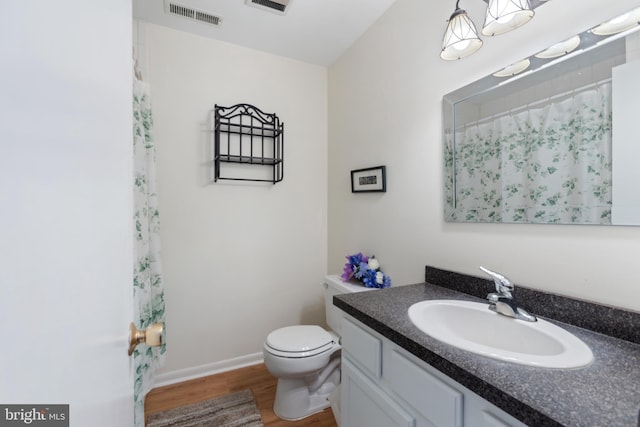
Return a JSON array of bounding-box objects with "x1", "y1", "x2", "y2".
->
[{"x1": 266, "y1": 325, "x2": 335, "y2": 357}]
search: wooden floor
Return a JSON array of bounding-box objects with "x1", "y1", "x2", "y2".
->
[{"x1": 145, "y1": 363, "x2": 338, "y2": 426}]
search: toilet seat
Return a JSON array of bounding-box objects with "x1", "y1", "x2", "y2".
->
[{"x1": 265, "y1": 325, "x2": 336, "y2": 358}]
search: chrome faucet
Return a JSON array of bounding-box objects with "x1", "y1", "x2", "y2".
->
[{"x1": 480, "y1": 266, "x2": 537, "y2": 322}]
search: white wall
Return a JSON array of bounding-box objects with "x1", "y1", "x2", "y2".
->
[
  {"x1": 140, "y1": 23, "x2": 328, "y2": 376},
  {"x1": 328, "y1": 0, "x2": 640, "y2": 312}
]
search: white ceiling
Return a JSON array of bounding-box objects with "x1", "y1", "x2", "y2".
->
[{"x1": 133, "y1": 0, "x2": 397, "y2": 66}]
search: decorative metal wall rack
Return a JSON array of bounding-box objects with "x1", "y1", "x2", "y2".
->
[{"x1": 213, "y1": 103, "x2": 284, "y2": 184}]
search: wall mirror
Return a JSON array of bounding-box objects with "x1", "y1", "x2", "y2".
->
[{"x1": 443, "y1": 6, "x2": 640, "y2": 225}]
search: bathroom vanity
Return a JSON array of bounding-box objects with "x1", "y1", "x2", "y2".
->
[
  {"x1": 341, "y1": 315, "x2": 528, "y2": 427},
  {"x1": 334, "y1": 266, "x2": 640, "y2": 427}
]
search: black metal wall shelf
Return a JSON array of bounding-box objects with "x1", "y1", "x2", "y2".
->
[{"x1": 213, "y1": 103, "x2": 284, "y2": 184}]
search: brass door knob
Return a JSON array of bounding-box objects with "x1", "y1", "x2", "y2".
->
[{"x1": 128, "y1": 322, "x2": 163, "y2": 356}]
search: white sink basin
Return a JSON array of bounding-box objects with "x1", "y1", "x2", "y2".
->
[{"x1": 408, "y1": 299, "x2": 593, "y2": 368}]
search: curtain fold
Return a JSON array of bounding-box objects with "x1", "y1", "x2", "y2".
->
[
  {"x1": 449, "y1": 83, "x2": 612, "y2": 224},
  {"x1": 133, "y1": 77, "x2": 166, "y2": 426}
]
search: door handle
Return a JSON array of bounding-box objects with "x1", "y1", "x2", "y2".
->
[{"x1": 128, "y1": 322, "x2": 163, "y2": 356}]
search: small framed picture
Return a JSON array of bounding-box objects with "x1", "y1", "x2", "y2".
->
[{"x1": 351, "y1": 166, "x2": 386, "y2": 193}]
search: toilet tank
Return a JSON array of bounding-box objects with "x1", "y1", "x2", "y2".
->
[{"x1": 323, "y1": 275, "x2": 374, "y2": 337}]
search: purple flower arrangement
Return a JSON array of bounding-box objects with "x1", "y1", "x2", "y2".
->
[{"x1": 341, "y1": 252, "x2": 391, "y2": 289}]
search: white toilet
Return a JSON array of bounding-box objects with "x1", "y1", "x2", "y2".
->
[{"x1": 263, "y1": 275, "x2": 373, "y2": 422}]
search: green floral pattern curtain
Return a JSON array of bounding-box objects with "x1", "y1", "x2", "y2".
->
[
  {"x1": 445, "y1": 83, "x2": 612, "y2": 224},
  {"x1": 133, "y1": 77, "x2": 166, "y2": 426}
]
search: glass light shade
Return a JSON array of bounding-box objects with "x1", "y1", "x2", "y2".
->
[
  {"x1": 441, "y1": 8, "x2": 483, "y2": 60},
  {"x1": 592, "y1": 7, "x2": 640, "y2": 36},
  {"x1": 492, "y1": 58, "x2": 530, "y2": 77},
  {"x1": 482, "y1": 0, "x2": 534, "y2": 36},
  {"x1": 535, "y1": 35, "x2": 581, "y2": 59}
]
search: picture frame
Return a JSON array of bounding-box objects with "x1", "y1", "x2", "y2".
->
[{"x1": 351, "y1": 166, "x2": 386, "y2": 193}]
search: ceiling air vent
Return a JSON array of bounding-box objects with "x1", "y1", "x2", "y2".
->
[
  {"x1": 245, "y1": 0, "x2": 292, "y2": 15},
  {"x1": 164, "y1": 0, "x2": 223, "y2": 27}
]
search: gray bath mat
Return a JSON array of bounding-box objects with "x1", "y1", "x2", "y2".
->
[{"x1": 147, "y1": 389, "x2": 264, "y2": 427}]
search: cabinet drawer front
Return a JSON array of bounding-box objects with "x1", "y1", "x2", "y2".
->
[
  {"x1": 342, "y1": 358, "x2": 416, "y2": 427},
  {"x1": 342, "y1": 318, "x2": 382, "y2": 378},
  {"x1": 389, "y1": 350, "x2": 463, "y2": 427}
]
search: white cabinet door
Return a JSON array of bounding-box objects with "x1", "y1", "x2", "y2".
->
[
  {"x1": 387, "y1": 349, "x2": 463, "y2": 427},
  {"x1": 342, "y1": 358, "x2": 416, "y2": 427},
  {"x1": 463, "y1": 393, "x2": 529, "y2": 427}
]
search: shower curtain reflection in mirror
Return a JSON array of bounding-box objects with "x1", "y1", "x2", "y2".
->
[{"x1": 445, "y1": 82, "x2": 612, "y2": 224}]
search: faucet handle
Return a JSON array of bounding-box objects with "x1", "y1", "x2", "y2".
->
[{"x1": 479, "y1": 266, "x2": 514, "y2": 295}]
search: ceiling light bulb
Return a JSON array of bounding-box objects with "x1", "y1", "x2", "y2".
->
[
  {"x1": 497, "y1": 14, "x2": 515, "y2": 24},
  {"x1": 482, "y1": 0, "x2": 534, "y2": 36},
  {"x1": 454, "y1": 39, "x2": 471, "y2": 51}
]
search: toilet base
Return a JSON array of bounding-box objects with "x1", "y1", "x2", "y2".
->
[{"x1": 273, "y1": 377, "x2": 333, "y2": 421}]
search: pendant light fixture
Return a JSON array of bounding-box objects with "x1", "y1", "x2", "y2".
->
[
  {"x1": 441, "y1": 0, "x2": 483, "y2": 60},
  {"x1": 482, "y1": 0, "x2": 534, "y2": 36},
  {"x1": 440, "y1": 0, "x2": 540, "y2": 61}
]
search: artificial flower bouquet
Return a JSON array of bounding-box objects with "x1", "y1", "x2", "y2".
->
[{"x1": 341, "y1": 252, "x2": 391, "y2": 288}]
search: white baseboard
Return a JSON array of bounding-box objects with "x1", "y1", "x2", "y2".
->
[{"x1": 153, "y1": 352, "x2": 264, "y2": 388}]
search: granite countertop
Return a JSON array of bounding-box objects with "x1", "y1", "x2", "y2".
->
[{"x1": 333, "y1": 271, "x2": 640, "y2": 427}]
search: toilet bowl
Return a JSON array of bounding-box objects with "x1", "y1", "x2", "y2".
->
[
  {"x1": 263, "y1": 275, "x2": 373, "y2": 422},
  {"x1": 263, "y1": 325, "x2": 342, "y2": 420}
]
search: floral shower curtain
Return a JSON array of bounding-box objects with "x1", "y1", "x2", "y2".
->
[
  {"x1": 132, "y1": 76, "x2": 166, "y2": 426},
  {"x1": 448, "y1": 83, "x2": 612, "y2": 224}
]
